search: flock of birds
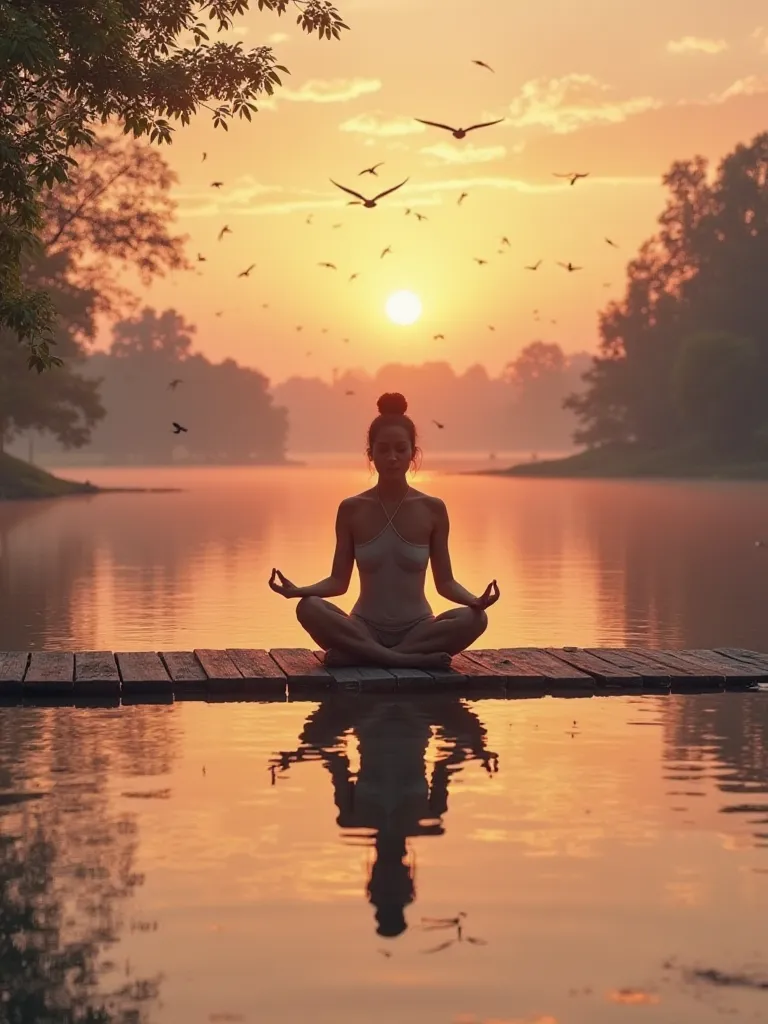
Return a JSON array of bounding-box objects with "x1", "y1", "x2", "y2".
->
[{"x1": 170, "y1": 59, "x2": 625, "y2": 438}]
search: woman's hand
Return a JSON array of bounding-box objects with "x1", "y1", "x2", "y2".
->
[
  {"x1": 470, "y1": 579, "x2": 500, "y2": 610},
  {"x1": 268, "y1": 568, "x2": 302, "y2": 599}
]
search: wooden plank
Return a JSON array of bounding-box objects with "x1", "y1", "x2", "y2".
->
[
  {"x1": 501, "y1": 648, "x2": 596, "y2": 695},
  {"x1": 464, "y1": 649, "x2": 541, "y2": 694},
  {"x1": 74, "y1": 651, "x2": 121, "y2": 697},
  {"x1": 388, "y1": 666, "x2": 441, "y2": 694},
  {"x1": 115, "y1": 651, "x2": 173, "y2": 694},
  {"x1": 24, "y1": 652, "x2": 74, "y2": 695},
  {"x1": 270, "y1": 648, "x2": 331, "y2": 691},
  {"x1": 0, "y1": 652, "x2": 29, "y2": 697},
  {"x1": 448, "y1": 651, "x2": 508, "y2": 695},
  {"x1": 675, "y1": 649, "x2": 765, "y2": 687},
  {"x1": 544, "y1": 648, "x2": 645, "y2": 687},
  {"x1": 713, "y1": 647, "x2": 768, "y2": 673},
  {"x1": 225, "y1": 648, "x2": 287, "y2": 698},
  {"x1": 194, "y1": 649, "x2": 242, "y2": 681},
  {"x1": 159, "y1": 651, "x2": 208, "y2": 700},
  {"x1": 584, "y1": 648, "x2": 672, "y2": 689},
  {"x1": 625, "y1": 648, "x2": 723, "y2": 690},
  {"x1": 308, "y1": 651, "x2": 396, "y2": 693}
]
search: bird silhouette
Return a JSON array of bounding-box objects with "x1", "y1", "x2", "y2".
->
[
  {"x1": 348, "y1": 272, "x2": 359, "y2": 282},
  {"x1": 557, "y1": 261, "x2": 582, "y2": 272},
  {"x1": 296, "y1": 325, "x2": 303, "y2": 332},
  {"x1": 330, "y1": 178, "x2": 409, "y2": 208},
  {"x1": 306, "y1": 214, "x2": 313, "y2": 225},
  {"x1": 202, "y1": 152, "x2": 207, "y2": 162},
  {"x1": 488, "y1": 325, "x2": 495, "y2": 331},
  {"x1": 554, "y1": 172, "x2": 589, "y2": 185},
  {"x1": 605, "y1": 237, "x2": 619, "y2": 247},
  {"x1": 501, "y1": 236, "x2": 511, "y2": 246},
  {"x1": 405, "y1": 207, "x2": 412, "y2": 216},
  {"x1": 238, "y1": 264, "x2": 256, "y2": 277},
  {"x1": 414, "y1": 212, "x2": 428, "y2": 221},
  {"x1": 524, "y1": 260, "x2": 542, "y2": 270},
  {"x1": 457, "y1": 192, "x2": 468, "y2": 205},
  {"x1": 172, "y1": 422, "x2": 187, "y2": 434},
  {"x1": 472, "y1": 59, "x2": 494, "y2": 72},
  {"x1": 261, "y1": 302, "x2": 269, "y2": 308},
  {"x1": 210, "y1": 181, "x2": 224, "y2": 188},
  {"x1": 415, "y1": 117, "x2": 504, "y2": 139},
  {"x1": 167, "y1": 378, "x2": 183, "y2": 390},
  {"x1": 215, "y1": 311, "x2": 223, "y2": 317},
  {"x1": 318, "y1": 262, "x2": 337, "y2": 269},
  {"x1": 359, "y1": 161, "x2": 384, "y2": 176},
  {"x1": 218, "y1": 225, "x2": 232, "y2": 241},
  {"x1": 433, "y1": 419, "x2": 445, "y2": 429},
  {"x1": 332, "y1": 223, "x2": 342, "y2": 229},
  {"x1": 474, "y1": 257, "x2": 487, "y2": 265},
  {"x1": 433, "y1": 333, "x2": 445, "y2": 340},
  {"x1": 196, "y1": 253, "x2": 206, "y2": 262},
  {"x1": 380, "y1": 246, "x2": 392, "y2": 258}
]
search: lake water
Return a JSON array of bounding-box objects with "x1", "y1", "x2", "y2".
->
[{"x1": 1, "y1": 463, "x2": 767, "y2": 1024}]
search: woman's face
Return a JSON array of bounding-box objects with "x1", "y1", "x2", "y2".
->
[{"x1": 370, "y1": 424, "x2": 413, "y2": 479}]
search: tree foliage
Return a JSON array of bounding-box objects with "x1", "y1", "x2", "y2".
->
[
  {"x1": 0, "y1": 0, "x2": 348, "y2": 369},
  {"x1": 566, "y1": 132, "x2": 768, "y2": 456}
]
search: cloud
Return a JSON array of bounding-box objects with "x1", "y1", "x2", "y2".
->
[
  {"x1": 266, "y1": 31, "x2": 289, "y2": 44},
  {"x1": 280, "y1": 77, "x2": 381, "y2": 103},
  {"x1": 339, "y1": 112, "x2": 427, "y2": 137},
  {"x1": 707, "y1": 75, "x2": 768, "y2": 102},
  {"x1": 506, "y1": 74, "x2": 662, "y2": 135},
  {"x1": 420, "y1": 143, "x2": 507, "y2": 166},
  {"x1": 667, "y1": 36, "x2": 729, "y2": 55}
]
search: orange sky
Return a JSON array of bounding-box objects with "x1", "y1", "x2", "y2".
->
[{"x1": 112, "y1": 0, "x2": 768, "y2": 384}]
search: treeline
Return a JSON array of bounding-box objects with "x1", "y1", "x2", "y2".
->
[
  {"x1": 567, "y1": 131, "x2": 768, "y2": 458},
  {"x1": 274, "y1": 344, "x2": 592, "y2": 454}
]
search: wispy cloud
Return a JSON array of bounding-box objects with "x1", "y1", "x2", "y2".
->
[
  {"x1": 706, "y1": 75, "x2": 768, "y2": 102},
  {"x1": 420, "y1": 143, "x2": 507, "y2": 166},
  {"x1": 506, "y1": 74, "x2": 661, "y2": 135},
  {"x1": 280, "y1": 78, "x2": 381, "y2": 103},
  {"x1": 667, "y1": 36, "x2": 729, "y2": 55},
  {"x1": 339, "y1": 112, "x2": 426, "y2": 137},
  {"x1": 266, "y1": 31, "x2": 290, "y2": 44}
]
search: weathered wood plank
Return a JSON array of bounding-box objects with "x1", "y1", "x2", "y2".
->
[
  {"x1": 270, "y1": 648, "x2": 331, "y2": 690},
  {"x1": 115, "y1": 651, "x2": 173, "y2": 694},
  {"x1": 0, "y1": 652, "x2": 29, "y2": 696},
  {"x1": 225, "y1": 648, "x2": 287, "y2": 698},
  {"x1": 388, "y1": 666, "x2": 442, "y2": 693},
  {"x1": 584, "y1": 648, "x2": 672, "y2": 689},
  {"x1": 713, "y1": 647, "x2": 768, "y2": 673},
  {"x1": 194, "y1": 649, "x2": 242, "y2": 681},
  {"x1": 464, "y1": 649, "x2": 539, "y2": 694},
  {"x1": 676, "y1": 649, "x2": 764, "y2": 687},
  {"x1": 308, "y1": 651, "x2": 397, "y2": 693},
  {"x1": 626, "y1": 648, "x2": 723, "y2": 690},
  {"x1": 450, "y1": 651, "x2": 509, "y2": 695},
  {"x1": 158, "y1": 651, "x2": 208, "y2": 700},
  {"x1": 74, "y1": 651, "x2": 121, "y2": 697},
  {"x1": 545, "y1": 648, "x2": 645, "y2": 687},
  {"x1": 24, "y1": 652, "x2": 74, "y2": 695},
  {"x1": 501, "y1": 648, "x2": 596, "y2": 695}
]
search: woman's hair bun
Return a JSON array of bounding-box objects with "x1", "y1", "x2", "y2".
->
[{"x1": 377, "y1": 392, "x2": 408, "y2": 416}]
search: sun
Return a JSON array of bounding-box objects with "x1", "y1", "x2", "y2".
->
[{"x1": 385, "y1": 290, "x2": 422, "y2": 326}]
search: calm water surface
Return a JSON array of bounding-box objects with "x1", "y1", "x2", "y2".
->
[
  {"x1": 1, "y1": 464, "x2": 768, "y2": 1023},
  {"x1": 1, "y1": 461, "x2": 768, "y2": 649}
]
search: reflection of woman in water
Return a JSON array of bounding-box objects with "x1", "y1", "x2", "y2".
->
[
  {"x1": 269, "y1": 697, "x2": 499, "y2": 938},
  {"x1": 268, "y1": 392, "x2": 500, "y2": 669}
]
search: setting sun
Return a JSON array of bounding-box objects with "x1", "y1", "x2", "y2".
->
[{"x1": 385, "y1": 290, "x2": 422, "y2": 326}]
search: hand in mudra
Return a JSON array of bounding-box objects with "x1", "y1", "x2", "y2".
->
[
  {"x1": 269, "y1": 568, "x2": 301, "y2": 599},
  {"x1": 470, "y1": 579, "x2": 500, "y2": 610}
]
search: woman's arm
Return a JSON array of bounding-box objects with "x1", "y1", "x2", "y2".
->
[
  {"x1": 276, "y1": 499, "x2": 355, "y2": 598},
  {"x1": 428, "y1": 498, "x2": 480, "y2": 606}
]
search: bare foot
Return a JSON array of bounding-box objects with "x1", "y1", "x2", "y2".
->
[{"x1": 391, "y1": 651, "x2": 453, "y2": 671}]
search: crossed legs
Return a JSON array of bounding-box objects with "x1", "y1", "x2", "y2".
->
[{"x1": 295, "y1": 597, "x2": 488, "y2": 668}]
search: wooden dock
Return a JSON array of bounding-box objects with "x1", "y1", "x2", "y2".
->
[{"x1": 0, "y1": 647, "x2": 766, "y2": 705}]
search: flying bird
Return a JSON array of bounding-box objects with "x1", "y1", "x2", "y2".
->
[
  {"x1": 318, "y1": 262, "x2": 337, "y2": 270},
  {"x1": 330, "y1": 177, "x2": 409, "y2": 208},
  {"x1": 488, "y1": 325, "x2": 495, "y2": 331},
  {"x1": 332, "y1": 223, "x2": 342, "y2": 229},
  {"x1": 167, "y1": 379, "x2": 183, "y2": 390},
  {"x1": 261, "y1": 302, "x2": 269, "y2": 308},
  {"x1": 296, "y1": 325, "x2": 303, "y2": 332},
  {"x1": 415, "y1": 117, "x2": 504, "y2": 139},
  {"x1": 210, "y1": 181, "x2": 224, "y2": 188},
  {"x1": 202, "y1": 152, "x2": 207, "y2": 162},
  {"x1": 414, "y1": 212, "x2": 428, "y2": 221},
  {"x1": 380, "y1": 246, "x2": 392, "y2": 258},
  {"x1": 433, "y1": 419, "x2": 445, "y2": 429},
  {"x1": 196, "y1": 253, "x2": 206, "y2": 262},
  {"x1": 172, "y1": 422, "x2": 187, "y2": 434},
  {"x1": 524, "y1": 260, "x2": 542, "y2": 270},
  {"x1": 306, "y1": 214, "x2": 313, "y2": 225},
  {"x1": 359, "y1": 161, "x2": 384, "y2": 176},
  {"x1": 554, "y1": 172, "x2": 589, "y2": 186},
  {"x1": 433, "y1": 333, "x2": 445, "y2": 340},
  {"x1": 348, "y1": 273, "x2": 359, "y2": 282},
  {"x1": 474, "y1": 257, "x2": 487, "y2": 265},
  {"x1": 557, "y1": 261, "x2": 582, "y2": 272},
  {"x1": 218, "y1": 225, "x2": 232, "y2": 241},
  {"x1": 605, "y1": 237, "x2": 619, "y2": 247},
  {"x1": 472, "y1": 59, "x2": 494, "y2": 72},
  {"x1": 501, "y1": 236, "x2": 511, "y2": 246},
  {"x1": 215, "y1": 311, "x2": 223, "y2": 317},
  {"x1": 238, "y1": 264, "x2": 256, "y2": 277},
  {"x1": 457, "y1": 192, "x2": 468, "y2": 205}
]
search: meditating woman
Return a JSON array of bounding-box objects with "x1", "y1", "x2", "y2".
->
[{"x1": 268, "y1": 392, "x2": 500, "y2": 669}]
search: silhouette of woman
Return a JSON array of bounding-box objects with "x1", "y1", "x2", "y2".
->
[
  {"x1": 269, "y1": 696, "x2": 499, "y2": 938},
  {"x1": 268, "y1": 392, "x2": 500, "y2": 669}
]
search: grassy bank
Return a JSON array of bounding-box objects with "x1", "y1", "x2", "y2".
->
[
  {"x1": 479, "y1": 443, "x2": 768, "y2": 480},
  {"x1": 0, "y1": 451, "x2": 101, "y2": 499}
]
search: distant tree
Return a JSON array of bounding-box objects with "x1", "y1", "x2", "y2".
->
[
  {"x1": 0, "y1": 136, "x2": 190, "y2": 453},
  {"x1": 0, "y1": 0, "x2": 348, "y2": 369},
  {"x1": 567, "y1": 132, "x2": 768, "y2": 452},
  {"x1": 671, "y1": 331, "x2": 763, "y2": 452},
  {"x1": 504, "y1": 341, "x2": 566, "y2": 385}
]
